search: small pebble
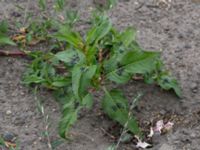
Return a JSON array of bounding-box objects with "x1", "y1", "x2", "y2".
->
[
  {"x1": 20, "y1": 91, "x2": 25, "y2": 95},
  {"x1": 33, "y1": 141, "x2": 37, "y2": 145},
  {"x1": 6, "y1": 110, "x2": 12, "y2": 115}
]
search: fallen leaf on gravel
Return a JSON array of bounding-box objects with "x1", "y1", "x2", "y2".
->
[
  {"x1": 135, "y1": 136, "x2": 152, "y2": 149},
  {"x1": 147, "y1": 127, "x2": 154, "y2": 137},
  {"x1": 19, "y1": 27, "x2": 27, "y2": 33},
  {"x1": 136, "y1": 140, "x2": 151, "y2": 149},
  {"x1": 154, "y1": 120, "x2": 164, "y2": 133},
  {"x1": 153, "y1": 120, "x2": 174, "y2": 135},
  {"x1": 12, "y1": 35, "x2": 26, "y2": 42},
  {"x1": 164, "y1": 121, "x2": 174, "y2": 131},
  {"x1": 5, "y1": 141, "x2": 16, "y2": 148}
]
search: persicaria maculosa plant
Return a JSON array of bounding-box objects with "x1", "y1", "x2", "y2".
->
[{"x1": 23, "y1": 13, "x2": 181, "y2": 139}]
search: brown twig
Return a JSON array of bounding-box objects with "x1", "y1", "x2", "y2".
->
[
  {"x1": 100, "y1": 127, "x2": 116, "y2": 140},
  {"x1": 0, "y1": 50, "x2": 27, "y2": 57}
]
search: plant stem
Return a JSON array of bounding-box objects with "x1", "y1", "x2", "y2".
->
[
  {"x1": 34, "y1": 87, "x2": 52, "y2": 150},
  {"x1": 115, "y1": 93, "x2": 142, "y2": 150}
]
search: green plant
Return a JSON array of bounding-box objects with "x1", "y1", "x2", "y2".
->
[
  {"x1": 0, "y1": 20, "x2": 15, "y2": 46},
  {"x1": 23, "y1": 13, "x2": 181, "y2": 139},
  {"x1": 0, "y1": 136, "x2": 19, "y2": 150}
]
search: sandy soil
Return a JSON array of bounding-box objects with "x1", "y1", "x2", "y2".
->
[{"x1": 0, "y1": 0, "x2": 200, "y2": 150}]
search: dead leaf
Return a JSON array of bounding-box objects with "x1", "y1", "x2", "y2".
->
[
  {"x1": 135, "y1": 136, "x2": 152, "y2": 149},
  {"x1": 153, "y1": 120, "x2": 174, "y2": 134},
  {"x1": 164, "y1": 121, "x2": 174, "y2": 131},
  {"x1": 136, "y1": 141, "x2": 151, "y2": 149},
  {"x1": 5, "y1": 141, "x2": 16, "y2": 148},
  {"x1": 154, "y1": 120, "x2": 164, "y2": 133},
  {"x1": 19, "y1": 27, "x2": 27, "y2": 34},
  {"x1": 147, "y1": 127, "x2": 154, "y2": 137},
  {"x1": 12, "y1": 35, "x2": 26, "y2": 42}
]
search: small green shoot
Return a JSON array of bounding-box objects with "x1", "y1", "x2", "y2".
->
[{"x1": 0, "y1": 20, "x2": 15, "y2": 46}]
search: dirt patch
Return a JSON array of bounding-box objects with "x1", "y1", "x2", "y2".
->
[{"x1": 0, "y1": 0, "x2": 200, "y2": 150}]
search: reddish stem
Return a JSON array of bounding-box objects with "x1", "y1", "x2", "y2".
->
[{"x1": 0, "y1": 50, "x2": 27, "y2": 57}]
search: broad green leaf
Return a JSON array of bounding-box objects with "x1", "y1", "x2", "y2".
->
[
  {"x1": 107, "y1": 51, "x2": 159, "y2": 83},
  {"x1": 72, "y1": 65, "x2": 82, "y2": 100},
  {"x1": 120, "y1": 27, "x2": 136, "y2": 47},
  {"x1": 51, "y1": 77, "x2": 71, "y2": 87},
  {"x1": 23, "y1": 75, "x2": 45, "y2": 84},
  {"x1": 0, "y1": 33, "x2": 16, "y2": 46},
  {"x1": 55, "y1": 49, "x2": 85, "y2": 66},
  {"x1": 144, "y1": 60, "x2": 181, "y2": 97},
  {"x1": 79, "y1": 65, "x2": 97, "y2": 95},
  {"x1": 72, "y1": 65, "x2": 97, "y2": 101},
  {"x1": 121, "y1": 51, "x2": 159, "y2": 72},
  {"x1": 104, "y1": 51, "x2": 132, "y2": 84},
  {"x1": 157, "y1": 74, "x2": 181, "y2": 97},
  {"x1": 59, "y1": 108, "x2": 78, "y2": 138},
  {"x1": 107, "y1": 70, "x2": 131, "y2": 84},
  {"x1": 82, "y1": 93, "x2": 93, "y2": 109},
  {"x1": 102, "y1": 89, "x2": 141, "y2": 135},
  {"x1": 86, "y1": 17, "x2": 112, "y2": 44},
  {"x1": 85, "y1": 46, "x2": 98, "y2": 63},
  {"x1": 0, "y1": 20, "x2": 8, "y2": 33},
  {"x1": 103, "y1": 50, "x2": 123, "y2": 73},
  {"x1": 54, "y1": 27, "x2": 83, "y2": 50}
]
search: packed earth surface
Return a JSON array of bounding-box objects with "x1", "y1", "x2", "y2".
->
[{"x1": 0, "y1": 0, "x2": 200, "y2": 150}]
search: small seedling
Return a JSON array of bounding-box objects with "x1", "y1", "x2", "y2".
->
[
  {"x1": 0, "y1": 136, "x2": 19, "y2": 150},
  {"x1": 0, "y1": 20, "x2": 15, "y2": 46}
]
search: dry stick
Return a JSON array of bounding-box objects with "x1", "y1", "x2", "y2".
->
[
  {"x1": 115, "y1": 93, "x2": 142, "y2": 150},
  {"x1": 100, "y1": 127, "x2": 116, "y2": 140},
  {"x1": 0, "y1": 50, "x2": 27, "y2": 57}
]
